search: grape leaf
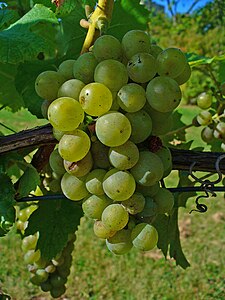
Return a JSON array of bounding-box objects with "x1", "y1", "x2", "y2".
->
[
  {"x1": 0, "y1": 9, "x2": 19, "y2": 30},
  {"x1": 0, "y1": 173, "x2": 16, "y2": 237},
  {"x1": 153, "y1": 214, "x2": 169, "y2": 258},
  {"x1": 177, "y1": 170, "x2": 196, "y2": 208},
  {"x1": 0, "y1": 4, "x2": 59, "y2": 64},
  {"x1": 187, "y1": 52, "x2": 225, "y2": 67},
  {"x1": 16, "y1": 164, "x2": 40, "y2": 198},
  {"x1": 108, "y1": 0, "x2": 149, "y2": 40},
  {"x1": 25, "y1": 199, "x2": 83, "y2": 260},
  {"x1": 219, "y1": 61, "x2": 225, "y2": 82}
]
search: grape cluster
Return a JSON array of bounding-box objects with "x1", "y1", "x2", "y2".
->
[
  {"x1": 35, "y1": 30, "x2": 190, "y2": 257},
  {"x1": 194, "y1": 83, "x2": 225, "y2": 149},
  {"x1": 16, "y1": 206, "x2": 75, "y2": 298}
]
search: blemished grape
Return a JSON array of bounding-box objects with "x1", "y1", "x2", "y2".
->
[
  {"x1": 157, "y1": 47, "x2": 187, "y2": 78},
  {"x1": 82, "y1": 194, "x2": 112, "y2": 220},
  {"x1": 35, "y1": 71, "x2": 65, "y2": 101},
  {"x1": 85, "y1": 169, "x2": 107, "y2": 195},
  {"x1": 79, "y1": 82, "x2": 113, "y2": 116},
  {"x1": 153, "y1": 188, "x2": 174, "y2": 214},
  {"x1": 63, "y1": 151, "x2": 93, "y2": 177},
  {"x1": 58, "y1": 129, "x2": 91, "y2": 162},
  {"x1": 131, "y1": 223, "x2": 158, "y2": 251},
  {"x1": 127, "y1": 53, "x2": 157, "y2": 83},
  {"x1": 197, "y1": 92, "x2": 212, "y2": 109},
  {"x1": 93, "y1": 35, "x2": 123, "y2": 62},
  {"x1": 48, "y1": 97, "x2": 84, "y2": 131},
  {"x1": 95, "y1": 111, "x2": 131, "y2": 147},
  {"x1": 130, "y1": 151, "x2": 164, "y2": 186},
  {"x1": 93, "y1": 220, "x2": 116, "y2": 239},
  {"x1": 73, "y1": 52, "x2": 98, "y2": 84},
  {"x1": 149, "y1": 44, "x2": 163, "y2": 58},
  {"x1": 61, "y1": 172, "x2": 88, "y2": 201},
  {"x1": 121, "y1": 30, "x2": 151, "y2": 59},
  {"x1": 146, "y1": 76, "x2": 182, "y2": 113},
  {"x1": 125, "y1": 110, "x2": 152, "y2": 143},
  {"x1": 196, "y1": 110, "x2": 212, "y2": 126},
  {"x1": 122, "y1": 192, "x2": 145, "y2": 215},
  {"x1": 57, "y1": 79, "x2": 85, "y2": 100},
  {"x1": 94, "y1": 59, "x2": 128, "y2": 91},
  {"x1": 101, "y1": 203, "x2": 129, "y2": 231},
  {"x1": 174, "y1": 62, "x2": 191, "y2": 85},
  {"x1": 106, "y1": 229, "x2": 133, "y2": 255},
  {"x1": 103, "y1": 168, "x2": 136, "y2": 201},
  {"x1": 49, "y1": 149, "x2": 65, "y2": 176},
  {"x1": 214, "y1": 122, "x2": 225, "y2": 139},
  {"x1": 201, "y1": 126, "x2": 214, "y2": 143},
  {"x1": 108, "y1": 140, "x2": 139, "y2": 170},
  {"x1": 117, "y1": 83, "x2": 146, "y2": 112},
  {"x1": 58, "y1": 59, "x2": 76, "y2": 80}
]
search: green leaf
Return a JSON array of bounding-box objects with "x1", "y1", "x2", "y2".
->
[
  {"x1": 108, "y1": 0, "x2": 149, "y2": 40},
  {"x1": 168, "y1": 208, "x2": 190, "y2": 269},
  {"x1": 177, "y1": 170, "x2": 196, "y2": 208},
  {"x1": 0, "y1": 63, "x2": 24, "y2": 111},
  {"x1": 0, "y1": 173, "x2": 16, "y2": 236},
  {"x1": 16, "y1": 165, "x2": 40, "y2": 198},
  {"x1": 219, "y1": 61, "x2": 225, "y2": 82},
  {"x1": 153, "y1": 214, "x2": 169, "y2": 258},
  {"x1": 0, "y1": 9, "x2": 19, "y2": 30},
  {"x1": 0, "y1": 4, "x2": 59, "y2": 64},
  {"x1": 56, "y1": 0, "x2": 80, "y2": 17},
  {"x1": 187, "y1": 52, "x2": 225, "y2": 67},
  {"x1": 25, "y1": 199, "x2": 83, "y2": 260}
]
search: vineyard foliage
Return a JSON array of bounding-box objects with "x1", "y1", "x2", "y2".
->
[{"x1": 0, "y1": 0, "x2": 225, "y2": 291}]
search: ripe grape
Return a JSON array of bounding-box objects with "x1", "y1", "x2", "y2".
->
[
  {"x1": 61, "y1": 172, "x2": 88, "y2": 201},
  {"x1": 201, "y1": 126, "x2": 214, "y2": 143},
  {"x1": 121, "y1": 30, "x2": 151, "y2": 59},
  {"x1": 196, "y1": 110, "x2": 212, "y2": 126},
  {"x1": 95, "y1": 111, "x2": 131, "y2": 147},
  {"x1": 214, "y1": 122, "x2": 225, "y2": 140},
  {"x1": 149, "y1": 44, "x2": 163, "y2": 58},
  {"x1": 79, "y1": 82, "x2": 113, "y2": 116},
  {"x1": 197, "y1": 92, "x2": 212, "y2": 109},
  {"x1": 49, "y1": 149, "x2": 65, "y2": 176},
  {"x1": 85, "y1": 168, "x2": 107, "y2": 195},
  {"x1": 146, "y1": 76, "x2": 182, "y2": 113},
  {"x1": 73, "y1": 52, "x2": 98, "y2": 84},
  {"x1": 101, "y1": 203, "x2": 129, "y2": 231},
  {"x1": 82, "y1": 194, "x2": 112, "y2": 220},
  {"x1": 137, "y1": 196, "x2": 158, "y2": 220},
  {"x1": 57, "y1": 79, "x2": 85, "y2": 100},
  {"x1": 131, "y1": 223, "x2": 158, "y2": 251},
  {"x1": 58, "y1": 59, "x2": 76, "y2": 80},
  {"x1": 152, "y1": 188, "x2": 174, "y2": 214},
  {"x1": 63, "y1": 151, "x2": 93, "y2": 177},
  {"x1": 90, "y1": 140, "x2": 111, "y2": 169},
  {"x1": 136, "y1": 182, "x2": 160, "y2": 197},
  {"x1": 174, "y1": 62, "x2": 191, "y2": 85},
  {"x1": 48, "y1": 97, "x2": 84, "y2": 131},
  {"x1": 93, "y1": 34, "x2": 123, "y2": 61},
  {"x1": 93, "y1": 220, "x2": 116, "y2": 239},
  {"x1": 155, "y1": 146, "x2": 172, "y2": 176},
  {"x1": 106, "y1": 229, "x2": 133, "y2": 255},
  {"x1": 122, "y1": 192, "x2": 145, "y2": 215}
]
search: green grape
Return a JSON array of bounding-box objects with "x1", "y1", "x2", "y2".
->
[
  {"x1": 64, "y1": 151, "x2": 93, "y2": 177},
  {"x1": 106, "y1": 229, "x2": 133, "y2": 255},
  {"x1": 35, "y1": 71, "x2": 65, "y2": 101},
  {"x1": 61, "y1": 172, "x2": 88, "y2": 201},
  {"x1": 155, "y1": 146, "x2": 172, "y2": 176},
  {"x1": 45, "y1": 264, "x2": 56, "y2": 274},
  {"x1": 58, "y1": 129, "x2": 91, "y2": 162},
  {"x1": 41, "y1": 100, "x2": 51, "y2": 119},
  {"x1": 108, "y1": 140, "x2": 139, "y2": 170},
  {"x1": 24, "y1": 249, "x2": 41, "y2": 264},
  {"x1": 125, "y1": 110, "x2": 152, "y2": 143},
  {"x1": 197, "y1": 92, "x2": 212, "y2": 109},
  {"x1": 149, "y1": 44, "x2": 163, "y2": 58},
  {"x1": 79, "y1": 82, "x2": 113, "y2": 116},
  {"x1": 214, "y1": 122, "x2": 225, "y2": 139},
  {"x1": 40, "y1": 280, "x2": 52, "y2": 292},
  {"x1": 117, "y1": 83, "x2": 146, "y2": 112},
  {"x1": 95, "y1": 111, "x2": 131, "y2": 147},
  {"x1": 130, "y1": 151, "x2": 164, "y2": 186},
  {"x1": 122, "y1": 192, "x2": 145, "y2": 215},
  {"x1": 93, "y1": 35, "x2": 123, "y2": 62},
  {"x1": 50, "y1": 285, "x2": 66, "y2": 298},
  {"x1": 144, "y1": 103, "x2": 173, "y2": 136},
  {"x1": 82, "y1": 194, "x2": 112, "y2": 220},
  {"x1": 31, "y1": 269, "x2": 49, "y2": 285},
  {"x1": 136, "y1": 182, "x2": 160, "y2": 197},
  {"x1": 103, "y1": 169, "x2": 136, "y2": 201},
  {"x1": 21, "y1": 234, "x2": 38, "y2": 252},
  {"x1": 91, "y1": 140, "x2": 111, "y2": 169},
  {"x1": 52, "y1": 127, "x2": 65, "y2": 141},
  {"x1": 131, "y1": 223, "x2": 158, "y2": 251},
  {"x1": 57, "y1": 79, "x2": 85, "y2": 100},
  {"x1": 49, "y1": 149, "x2": 65, "y2": 176},
  {"x1": 174, "y1": 62, "x2": 191, "y2": 85},
  {"x1": 85, "y1": 169, "x2": 107, "y2": 195},
  {"x1": 101, "y1": 203, "x2": 129, "y2": 231},
  {"x1": 94, "y1": 59, "x2": 128, "y2": 92},
  {"x1": 110, "y1": 93, "x2": 120, "y2": 111},
  {"x1": 57, "y1": 265, "x2": 70, "y2": 279},
  {"x1": 127, "y1": 53, "x2": 157, "y2": 83},
  {"x1": 73, "y1": 52, "x2": 98, "y2": 84},
  {"x1": 196, "y1": 110, "x2": 212, "y2": 126},
  {"x1": 93, "y1": 220, "x2": 116, "y2": 239},
  {"x1": 156, "y1": 47, "x2": 187, "y2": 78},
  {"x1": 153, "y1": 188, "x2": 174, "y2": 214},
  {"x1": 58, "y1": 59, "x2": 76, "y2": 80},
  {"x1": 146, "y1": 76, "x2": 182, "y2": 113},
  {"x1": 48, "y1": 97, "x2": 84, "y2": 131},
  {"x1": 121, "y1": 30, "x2": 151, "y2": 59},
  {"x1": 48, "y1": 179, "x2": 62, "y2": 193},
  {"x1": 201, "y1": 126, "x2": 214, "y2": 143},
  {"x1": 137, "y1": 196, "x2": 158, "y2": 221}
]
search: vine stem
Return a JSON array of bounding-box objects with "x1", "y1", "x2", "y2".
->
[
  {"x1": 164, "y1": 123, "x2": 193, "y2": 136},
  {"x1": 81, "y1": 0, "x2": 114, "y2": 53}
]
